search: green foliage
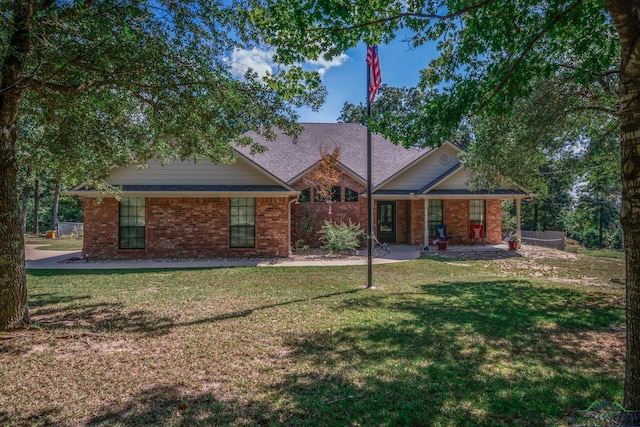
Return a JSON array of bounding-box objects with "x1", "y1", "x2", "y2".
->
[
  {"x1": 291, "y1": 204, "x2": 321, "y2": 247},
  {"x1": 319, "y1": 220, "x2": 364, "y2": 254},
  {"x1": 4, "y1": 0, "x2": 325, "y2": 188}
]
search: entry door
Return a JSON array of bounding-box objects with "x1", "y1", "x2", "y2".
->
[{"x1": 377, "y1": 201, "x2": 396, "y2": 243}]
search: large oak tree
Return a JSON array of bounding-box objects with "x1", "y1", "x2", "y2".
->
[
  {"x1": 0, "y1": 1, "x2": 323, "y2": 330},
  {"x1": 250, "y1": 0, "x2": 640, "y2": 409}
]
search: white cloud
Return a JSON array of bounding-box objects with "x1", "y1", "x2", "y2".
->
[
  {"x1": 226, "y1": 48, "x2": 349, "y2": 79},
  {"x1": 307, "y1": 54, "x2": 349, "y2": 77},
  {"x1": 227, "y1": 47, "x2": 277, "y2": 79}
]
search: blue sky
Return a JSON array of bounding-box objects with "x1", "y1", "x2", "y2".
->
[
  {"x1": 227, "y1": 40, "x2": 439, "y2": 123},
  {"x1": 297, "y1": 41, "x2": 439, "y2": 122}
]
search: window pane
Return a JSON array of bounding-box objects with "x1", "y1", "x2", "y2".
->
[
  {"x1": 428, "y1": 199, "x2": 443, "y2": 239},
  {"x1": 119, "y1": 197, "x2": 145, "y2": 249},
  {"x1": 230, "y1": 198, "x2": 255, "y2": 248},
  {"x1": 331, "y1": 186, "x2": 341, "y2": 202},
  {"x1": 299, "y1": 188, "x2": 310, "y2": 202},
  {"x1": 345, "y1": 188, "x2": 358, "y2": 202}
]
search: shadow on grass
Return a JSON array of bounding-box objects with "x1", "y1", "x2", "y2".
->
[
  {"x1": 260, "y1": 280, "x2": 624, "y2": 426},
  {"x1": 48, "y1": 280, "x2": 623, "y2": 426},
  {"x1": 0, "y1": 385, "x2": 272, "y2": 427},
  {"x1": 24, "y1": 287, "x2": 361, "y2": 338},
  {"x1": 17, "y1": 279, "x2": 624, "y2": 425}
]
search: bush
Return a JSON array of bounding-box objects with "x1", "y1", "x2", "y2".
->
[{"x1": 319, "y1": 220, "x2": 364, "y2": 255}]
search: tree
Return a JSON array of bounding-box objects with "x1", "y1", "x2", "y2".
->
[
  {"x1": 0, "y1": 1, "x2": 324, "y2": 330},
  {"x1": 303, "y1": 147, "x2": 341, "y2": 210},
  {"x1": 250, "y1": 0, "x2": 640, "y2": 408}
]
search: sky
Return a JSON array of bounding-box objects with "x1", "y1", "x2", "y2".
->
[{"x1": 227, "y1": 39, "x2": 440, "y2": 123}]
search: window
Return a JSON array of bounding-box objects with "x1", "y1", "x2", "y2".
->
[
  {"x1": 314, "y1": 188, "x2": 324, "y2": 202},
  {"x1": 428, "y1": 199, "x2": 443, "y2": 239},
  {"x1": 119, "y1": 197, "x2": 145, "y2": 249},
  {"x1": 470, "y1": 199, "x2": 486, "y2": 234},
  {"x1": 298, "y1": 188, "x2": 310, "y2": 203},
  {"x1": 345, "y1": 188, "x2": 359, "y2": 202},
  {"x1": 230, "y1": 198, "x2": 255, "y2": 248},
  {"x1": 331, "y1": 186, "x2": 341, "y2": 202}
]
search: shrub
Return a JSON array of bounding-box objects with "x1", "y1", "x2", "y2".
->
[
  {"x1": 319, "y1": 220, "x2": 364, "y2": 255},
  {"x1": 565, "y1": 238, "x2": 584, "y2": 253}
]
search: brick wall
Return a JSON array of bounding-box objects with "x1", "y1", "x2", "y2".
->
[
  {"x1": 82, "y1": 196, "x2": 290, "y2": 259},
  {"x1": 440, "y1": 199, "x2": 502, "y2": 244},
  {"x1": 443, "y1": 199, "x2": 470, "y2": 242},
  {"x1": 291, "y1": 173, "x2": 366, "y2": 246},
  {"x1": 409, "y1": 200, "x2": 425, "y2": 245},
  {"x1": 486, "y1": 199, "x2": 502, "y2": 243}
]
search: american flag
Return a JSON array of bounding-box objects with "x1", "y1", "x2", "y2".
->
[{"x1": 366, "y1": 45, "x2": 382, "y2": 103}]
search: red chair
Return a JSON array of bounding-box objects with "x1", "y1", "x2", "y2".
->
[{"x1": 470, "y1": 224, "x2": 484, "y2": 245}]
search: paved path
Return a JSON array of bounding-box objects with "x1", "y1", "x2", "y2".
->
[{"x1": 25, "y1": 244, "x2": 422, "y2": 270}]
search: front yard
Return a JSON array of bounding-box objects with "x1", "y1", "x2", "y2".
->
[{"x1": 0, "y1": 248, "x2": 625, "y2": 426}]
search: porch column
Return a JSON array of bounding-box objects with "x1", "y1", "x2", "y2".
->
[
  {"x1": 423, "y1": 198, "x2": 429, "y2": 250},
  {"x1": 516, "y1": 198, "x2": 522, "y2": 238}
]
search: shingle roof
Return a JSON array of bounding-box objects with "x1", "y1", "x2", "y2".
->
[{"x1": 237, "y1": 123, "x2": 427, "y2": 187}]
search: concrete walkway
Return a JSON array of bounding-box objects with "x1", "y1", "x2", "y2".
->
[{"x1": 25, "y1": 244, "x2": 423, "y2": 270}]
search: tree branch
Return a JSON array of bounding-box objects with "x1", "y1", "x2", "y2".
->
[
  {"x1": 474, "y1": 0, "x2": 584, "y2": 114},
  {"x1": 315, "y1": 0, "x2": 496, "y2": 34}
]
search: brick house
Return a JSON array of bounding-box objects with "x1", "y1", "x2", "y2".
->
[{"x1": 68, "y1": 123, "x2": 527, "y2": 259}]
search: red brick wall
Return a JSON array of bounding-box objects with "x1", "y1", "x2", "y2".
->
[
  {"x1": 486, "y1": 199, "x2": 502, "y2": 243},
  {"x1": 440, "y1": 199, "x2": 502, "y2": 244},
  {"x1": 82, "y1": 196, "x2": 290, "y2": 259},
  {"x1": 409, "y1": 200, "x2": 425, "y2": 245},
  {"x1": 291, "y1": 174, "x2": 366, "y2": 246}
]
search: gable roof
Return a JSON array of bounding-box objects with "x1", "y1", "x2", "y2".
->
[{"x1": 237, "y1": 123, "x2": 426, "y2": 187}]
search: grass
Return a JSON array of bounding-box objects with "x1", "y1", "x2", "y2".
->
[
  {"x1": 23, "y1": 234, "x2": 83, "y2": 251},
  {"x1": 578, "y1": 248, "x2": 625, "y2": 260},
  {"x1": 0, "y1": 248, "x2": 625, "y2": 426}
]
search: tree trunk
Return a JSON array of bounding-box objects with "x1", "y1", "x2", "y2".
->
[
  {"x1": 621, "y1": 77, "x2": 640, "y2": 411},
  {"x1": 33, "y1": 177, "x2": 39, "y2": 235},
  {"x1": 51, "y1": 180, "x2": 60, "y2": 231},
  {"x1": 19, "y1": 169, "x2": 30, "y2": 234},
  {"x1": 0, "y1": 1, "x2": 34, "y2": 331}
]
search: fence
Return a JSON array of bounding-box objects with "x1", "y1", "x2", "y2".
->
[
  {"x1": 57, "y1": 222, "x2": 83, "y2": 238},
  {"x1": 521, "y1": 230, "x2": 565, "y2": 251}
]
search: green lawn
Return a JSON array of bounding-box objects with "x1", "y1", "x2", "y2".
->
[
  {"x1": 24, "y1": 234, "x2": 83, "y2": 251},
  {"x1": 1, "y1": 250, "x2": 625, "y2": 426}
]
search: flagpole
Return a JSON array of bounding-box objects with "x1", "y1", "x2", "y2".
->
[{"x1": 366, "y1": 52, "x2": 374, "y2": 289}]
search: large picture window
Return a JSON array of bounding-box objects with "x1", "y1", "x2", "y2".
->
[
  {"x1": 119, "y1": 197, "x2": 145, "y2": 249},
  {"x1": 428, "y1": 199, "x2": 443, "y2": 239},
  {"x1": 230, "y1": 198, "x2": 255, "y2": 248},
  {"x1": 470, "y1": 200, "x2": 486, "y2": 234}
]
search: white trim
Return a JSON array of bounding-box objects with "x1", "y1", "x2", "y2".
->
[{"x1": 373, "y1": 141, "x2": 460, "y2": 191}]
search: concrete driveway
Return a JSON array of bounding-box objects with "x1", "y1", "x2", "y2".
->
[{"x1": 25, "y1": 244, "x2": 422, "y2": 270}]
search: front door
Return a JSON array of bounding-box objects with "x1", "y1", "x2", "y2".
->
[{"x1": 377, "y1": 201, "x2": 396, "y2": 243}]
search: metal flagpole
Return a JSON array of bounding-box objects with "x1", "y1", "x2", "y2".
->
[
  {"x1": 365, "y1": 45, "x2": 381, "y2": 289},
  {"x1": 366, "y1": 53, "x2": 374, "y2": 289}
]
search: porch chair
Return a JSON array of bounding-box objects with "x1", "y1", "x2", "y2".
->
[
  {"x1": 434, "y1": 224, "x2": 449, "y2": 242},
  {"x1": 470, "y1": 224, "x2": 484, "y2": 246}
]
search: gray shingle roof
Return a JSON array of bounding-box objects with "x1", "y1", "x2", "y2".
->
[{"x1": 237, "y1": 123, "x2": 427, "y2": 187}]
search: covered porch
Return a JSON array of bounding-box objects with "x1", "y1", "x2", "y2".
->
[{"x1": 373, "y1": 193, "x2": 526, "y2": 250}]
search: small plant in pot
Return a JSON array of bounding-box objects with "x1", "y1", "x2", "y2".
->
[{"x1": 507, "y1": 234, "x2": 521, "y2": 250}]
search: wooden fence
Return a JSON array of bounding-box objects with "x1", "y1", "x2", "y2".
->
[{"x1": 521, "y1": 230, "x2": 566, "y2": 251}]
